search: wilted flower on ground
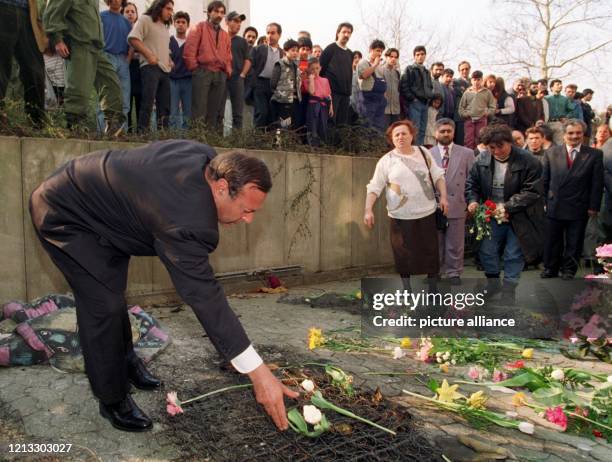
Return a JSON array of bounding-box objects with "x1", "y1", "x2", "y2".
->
[
  {"x1": 545, "y1": 406, "x2": 568, "y2": 431},
  {"x1": 493, "y1": 369, "x2": 508, "y2": 382},
  {"x1": 392, "y1": 346, "x2": 406, "y2": 359},
  {"x1": 439, "y1": 363, "x2": 449, "y2": 373},
  {"x1": 308, "y1": 327, "x2": 324, "y2": 350},
  {"x1": 301, "y1": 379, "x2": 315, "y2": 393},
  {"x1": 518, "y1": 421, "x2": 535, "y2": 434},
  {"x1": 303, "y1": 405, "x2": 322, "y2": 425},
  {"x1": 550, "y1": 369, "x2": 565, "y2": 381},
  {"x1": 400, "y1": 337, "x2": 412, "y2": 348},
  {"x1": 595, "y1": 244, "x2": 612, "y2": 258},
  {"x1": 436, "y1": 380, "x2": 463, "y2": 403},
  {"x1": 512, "y1": 392, "x2": 527, "y2": 407},
  {"x1": 505, "y1": 411, "x2": 518, "y2": 418},
  {"x1": 506, "y1": 360, "x2": 525, "y2": 369},
  {"x1": 416, "y1": 337, "x2": 433, "y2": 362},
  {"x1": 467, "y1": 366, "x2": 488, "y2": 382},
  {"x1": 166, "y1": 392, "x2": 184, "y2": 416},
  {"x1": 522, "y1": 348, "x2": 534, "y2": 359},
  {"x1": 466, "y1": 391, "x2": 487, "y2": 409}
]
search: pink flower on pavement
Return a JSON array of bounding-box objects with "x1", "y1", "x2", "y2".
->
[
  {"x1": 506, "y1": 360, "x2": 525, "y2": 369},
  {"x1": 580, "y1": 314, "x2": 606, "y2": 339},
  {"x1": 493, "y1": 369, "x2": 508, "y2": 382},
  {"x1": 545, "y1": 406, "x2": 568, "y2": 431},
  {"x1": 595, "y1": 244, "x2": 612, "y2": 258},
  {"x1": 415, "y1": 338, "x2": 433, "y2": 362},
  {"x1": 166, "y1": 392, "x2": 184, "y2": 416},
  {"x1": 584, "y1": 274, "x2": 609, "y2": 280},
  {"x1": 467, "y1": 366, "x2": 489, "y2": 381}
]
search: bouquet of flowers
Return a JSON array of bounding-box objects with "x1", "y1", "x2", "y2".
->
[{"x1": 469, "y1": 200, "x2": 506, "y2": 241}]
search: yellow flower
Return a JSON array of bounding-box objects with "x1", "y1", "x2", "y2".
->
[
  {"x1": 400, "y1": 338, "x2": 412, "y2": 349},
  {"x1": 466, "y1": 391, "x2": 487, "y2": 409},
  {"x1": 522, "y1": 348, "x2": 534, "y2": 359},
  {"x1": 355, "y1": 290, "x2": 362, "y2": 300},
  {"x1": 439, "y1": 363, "x2": 449, "y2": 373},
  {"x1": 308, "y1": 328, "x2": 324, "y2": 350},
  {"x1": 512, "y1": 392, "x2": 527, "y2": 407},
  {"x1": 436, "y1": 379, "x2": 463, "y2": 403}
]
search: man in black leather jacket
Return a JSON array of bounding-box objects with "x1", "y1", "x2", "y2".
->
[{"x1": 400, "y1": 45, "x2": 433, "y2": 145}]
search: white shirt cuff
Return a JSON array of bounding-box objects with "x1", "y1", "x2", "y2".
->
[{"x1": 230, "y1": 344, "x2": 263, "y2": 374}]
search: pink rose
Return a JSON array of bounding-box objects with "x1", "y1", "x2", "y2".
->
[{"x1": 545, "y1": 406, "x2": 568, "y2": 431}]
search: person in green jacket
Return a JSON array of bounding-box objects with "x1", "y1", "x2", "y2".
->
[{"x1": 43, "y1": 0, "x2": 124, "y2": 134}]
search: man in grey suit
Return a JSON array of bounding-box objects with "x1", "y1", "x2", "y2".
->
[
  {"x1": 541, "y1": 120, "x2": 604, "y2": 279},
  {"x1": 430, "y1": 118, "x2": 475, "y2": 283},
  {"x1": 30, "y1": 140, "x2": 298, "y2": 432}
]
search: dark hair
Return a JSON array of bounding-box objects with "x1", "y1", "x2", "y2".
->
[
  {"x1": 173, "y1": 11, "x2": 190, "y2": 23},
  {"x1": 582, "y1": 88, "x2": 594, "y2": 96},
  {"x1": 525, "y1": 127, "x2": 544, "y2": 137},
  {"x1": 471, "y1": 70, "x2": 483, "y2": 79},
  {"x1": 297, "y1": 36, "x2": 313, "y2": 49},
  {"x1": 549, "y1": 79, "x2": 562, "y2": 88},
  {"x1": 207, "y1": 0, "x2": 225, "y2": 14},
  {"x1": 308, "y1": 57, "x2": 320, "y2": 66},
  {"x1": 413, "y1": 45, "x2": 426, "y2": 55},
  {"x1": 385, "y1": 48, "x2": 399, "y2": 58},
  {"x1": 539, "y1": 124, "x2": 554, "y2": 142},
  {"x1": 563, "y1": 118, "x2": 586, "y2": 133},
  {"x1": 105, "y1": 0, "x2": 127, "y2": 7},
  {"x1": 565, "y1": 83, "x2": 578, "y2": 91},
  {"x1": 206, "y1": 152, "x2": 272, "y2": 197},
  {"x1": 313, "y1": 44, "x2": 322, "y2": 50},
  {"x1": 283, "y1": 39, "x2": 299, "y2": 51},
  {"x1": 298, "y1": 30, "x2": 311, "y2": 39},
  {"x1": 494, "y1": 76, "x2": 506, "y2": 98},
  {"x1": 443, "y1": 68, "x2": 454, "y2": 76},
  {"x1": 430, "y1": 61, "x2": 444, "y2": 70},
  {"x1": 335, "y1": 22, "x2": 353, "y2": 39},
  {"x1": 435, "y1": 118, "x2": 456, "y2": 129},
  {"x1": 369, "y1": 39, "x2": 385, "y2": 51},
  {"x1": 145, "y1": 0, "x2": 173, "y2": 26},
  {"x1": 457, "y1": 60, "x2": 470, "y2": 71},
  {"x1": 267, "y1": 22, "x2": 282, "y2": 35},
  {"x1": 430, "y1": 93, "x2": 443, "y2": 103},
  {"x1": 352, "y1": 50, "x2": 362, "y2": 59},
  {"x1": 256, "y1": 36, "x2": 267, "y2": 46},
  {"x1": 480, "y1": 124, "x2": 513, "y2": 145},
  {"x1": 243, "y1": 26, "x2": 258, "y2": 38},
  {"x1": 537, "y1": 78, "x2": 548, "y2": 86},
  {"x1": 121, "y1": 2, "x2": 138, "y2": 16},
  {"x1": 385, "y1": 120, "x2": 417, "y2": 146}
]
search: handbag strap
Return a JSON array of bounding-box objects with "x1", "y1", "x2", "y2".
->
[{"x1": 417, "y1": 146, "x2": 440, "y2": 205}]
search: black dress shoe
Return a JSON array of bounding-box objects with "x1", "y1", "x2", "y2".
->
[
  {"x1": 128, "y1": 357, "x2": 162, "y2": 390},
  {"x1": 540, "y1": 269, "x2": 558, "y2": 279},
  {"x1": 561, "y1": 272, "x2": 575, "y2": 281},
  {"x1": 448, "y1": 276, "x2": 462, "y2": 286},
  {"x1": 100, "y1": 395, "x2": 153, "y2": 432}
]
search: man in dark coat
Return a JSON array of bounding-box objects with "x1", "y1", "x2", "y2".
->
[
  {"x1": 29, "y1": 140, "x2": 298, "y2": 432},
  {"x1": 466, "y1": 124, "x2": 545, "y2": 297},
  {"x1": 541, "y1": 119, "x2": 604, "y2": 279}
]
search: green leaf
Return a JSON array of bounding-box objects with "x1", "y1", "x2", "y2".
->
[
  {"x1": 532, "y1": 386, "x2": 564, "y2": 406},
  {"x1": 428, "y1": 378, "x2": 440, "y2": 393},
  {"x1": 288, "y1": 408, "x2": 308, "y2": 433},
  {"x1": 495, "y1": 371, "x2": 547, "y2": 390}
]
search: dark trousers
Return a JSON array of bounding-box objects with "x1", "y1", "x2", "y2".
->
[
  {"x1": 331, "y1": 93, "x2": 350, "y2": 127},
  {"x1": 272, "y1": 100, "x2": 298, "y2": 128},
  {"x1": 227, "y1": 73, "x2": 245, "y2": 129},
  {"x1": 35, "y1": 233, "x2": 133, "y2": 405},
  {"x1": 138, "y1": 64, "x2": 170, "y2": 132},
  {"x1": 128, "y1": 60, "x2": 141, "y2": 133},
  {"x1": 253, "y1": 77, "x2": 273, "y2": 128},
  {"x1": 191, "y1": 67, "x2": 226, "y2": 130},
  {"x1": 306, "y1": 100, "x2": 329, "y2": 146},
  {"x1": 0, "y1": 3, "x2": 45, "y2": 125},
  {"x1": 543, "y1": 217, "x2": 588, "y2": 276}
]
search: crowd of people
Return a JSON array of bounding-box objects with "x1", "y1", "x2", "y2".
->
[{"x1": 2, "y1": 0, "x2": 612, "y2": 146}]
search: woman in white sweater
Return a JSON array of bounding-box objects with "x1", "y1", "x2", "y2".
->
[{"x1": 364, "y1": 120, "x2": 448, "y2": 285}]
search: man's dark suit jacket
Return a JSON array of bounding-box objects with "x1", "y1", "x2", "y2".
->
[
  {"x1": 542, "y1": 144, "x2": 604, "y2": 220},
  {"x1": 30, "y1": 140, "x2": 251, "y2": 361}
]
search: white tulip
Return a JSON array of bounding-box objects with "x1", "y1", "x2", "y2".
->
[
  {"x1": 442, "y1": 352, "x2": 450, "y2": 361},
  {"x1": 436, "y1": 351, "x2": 443, "y2": 357},
  {"x1": 392, "y1": 346, "x2": 406, "y2": 360},
  {"x1": 436, "y1": 357, "x2": 443, "y2": 363},
  {"x1": 607, "y1": 375, "x2": 612, "y2": 383},
  {"x1": 451, "y1": 359, "x2": 456, "y2": 365},
  {"x1": 551, "y1": 369, "x2": 565, "y2": 381},
  {"x1": 303, "y1": 405, "x2": 322, "y2": 425},
  {"x1": 518, "y1": 422, "x2": 535, "y2": 434},
  {"x1": 300, "y1": 379, "x2": 315, "y2": 393}
]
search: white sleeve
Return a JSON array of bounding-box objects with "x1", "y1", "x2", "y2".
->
[
  {"x1": 231, "y1": 344, "x2": 263, "y2": 373},
  {"x1": 426, "y1": 149, "x2": 446, "y2": 183},
  {"x1": 366, "y1": 156, "x2": 389, "y2": 196},
  {"x1": 501, "y1": 96, "x2": 515, "y2": 115}
]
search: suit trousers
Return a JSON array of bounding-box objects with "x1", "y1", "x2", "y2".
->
[
  {"x1": 35, "y1": 233, "x2": 133, "y2": 405},
  {"x1": 438, "y1": 217, "x2": 466, "y2": 278},
  {"x1": 543, "y1": 217, "x2": 588, "y2": 276},
  {"x1": 191, "y1": 67, "x2": 226, "y2": 130}
]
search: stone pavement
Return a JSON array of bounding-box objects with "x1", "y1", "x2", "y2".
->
[{"x1": 0, "y1": 267, "x2": 611, "y2": 461}]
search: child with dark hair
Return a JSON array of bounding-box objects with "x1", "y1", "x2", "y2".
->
[
  {"x1": 424, "y1": 93, "x2": 443, "y2": 147},
  {"x1": 357, "y1": 39, "x2": 387, "y2": 131},
  {"x1": 270, "y1": 39, "x2": 301, "y2": 128},
  {"x1": 301, "y1": 58, "x2": 333, "y2": 146}
]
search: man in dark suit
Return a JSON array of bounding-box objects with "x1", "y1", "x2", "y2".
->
[
  {"x1": 541, "y1": 119, "x2": 604, "y2": 279},
  {"x1": 430, "y1": 118, "x2": 474, "y2": 283},
  {"x1": 29, "y1": 140, "x2": 298, "y2": 432}
]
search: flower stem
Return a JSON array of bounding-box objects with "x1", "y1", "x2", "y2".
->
[
  {"x1": 567, "y1": 411, "x2": 612, "y2": 432},
  {"x1": 181, "y1": 384, "x2": 253, "y2": 406}
]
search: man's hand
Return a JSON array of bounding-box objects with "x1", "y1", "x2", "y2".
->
[
  {"x1": 588, "y1": 209, "x2": 598, "y2": 217},
  {"x1": 147, "y1": 53, "x2": 159, "y2": 66},
  {"x1": 439, "y1": 196, "x2": 449, "y2": 215},
  {"x1": 55, "y1": 40, "x2": 70, "y2": 58},
  {"x1": 467, "y1": 202, "x2": 479, "y2": 215},
  {"x1": 364, "y1": 209, "x2": 375, "y2": 228},
  {"x1": 248, "y1": 363, "x2": 299, "y2": 430}
]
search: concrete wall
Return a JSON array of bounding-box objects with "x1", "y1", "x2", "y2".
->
[{"x1": 0, "y1": 136, "x2": 393, "y2": 302}]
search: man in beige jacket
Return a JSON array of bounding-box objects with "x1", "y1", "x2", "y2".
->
[{"x1": 0, "y1": 0, "x2": 48, "y2": 127}]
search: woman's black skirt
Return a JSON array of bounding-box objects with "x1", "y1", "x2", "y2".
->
[{"x1": 390, "y1": 213, "x2": 439, "y2": 275}]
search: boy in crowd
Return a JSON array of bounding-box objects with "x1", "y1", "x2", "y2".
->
[
  {"x1": 458, "y1": 70, "x2": 496, "y2": 149},
  {"x1": 271, "y1": 39, "x2": 301, "y2": 129},
  {"x1": 169, "y1": 11, "x2": 191, "y2": 129},
  {"x1": 312, "y1": 45, "x2": 322, "y2": 58},
  {"x1": 383, "y1": 48, "x2": 401, "y2": 126}
]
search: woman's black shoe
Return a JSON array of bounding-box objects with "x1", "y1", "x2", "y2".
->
[
  {"x1": 128, "y1": 357, "x2": 162, "y2": 390},
  {"x1": 99, "y1": 395, "x2": 153, "y2": 432}
]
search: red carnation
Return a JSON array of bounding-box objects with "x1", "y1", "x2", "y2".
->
[{"x1": 484, "y1": 200, "x2": 496, "y2": 210}]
